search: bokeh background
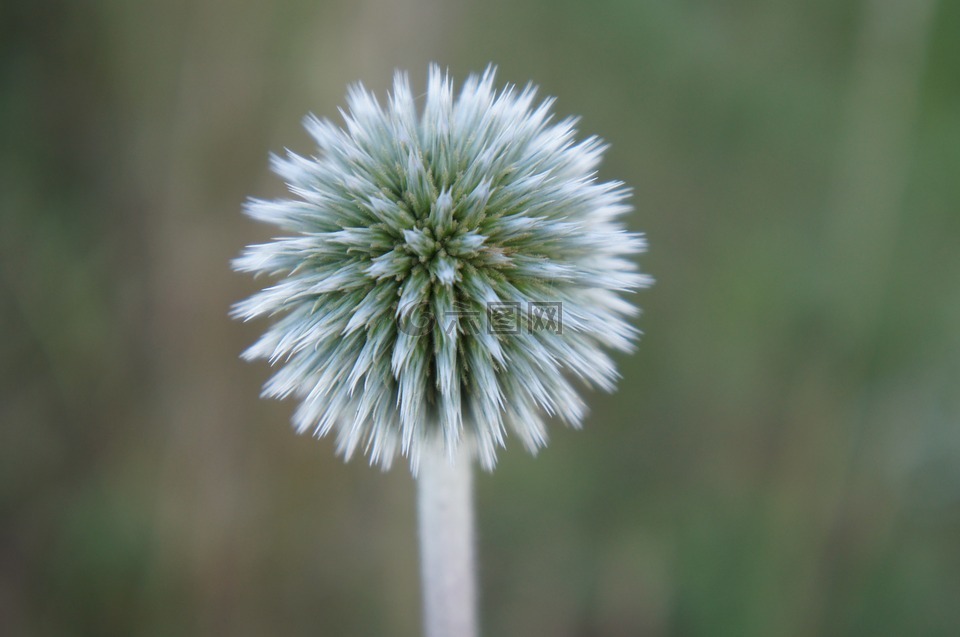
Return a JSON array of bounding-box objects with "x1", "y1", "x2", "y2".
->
[{"x1": 2, "y1": 0, "x2": 959, "y2": 635}]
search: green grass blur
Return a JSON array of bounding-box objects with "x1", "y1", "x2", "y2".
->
[{"x1": 2, "y1": 0, "x2": 959, "y2": 635}]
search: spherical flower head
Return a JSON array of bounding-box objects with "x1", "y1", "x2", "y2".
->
[{"x1": 233, "y1": 65, "x2": 651, "y2": 472}]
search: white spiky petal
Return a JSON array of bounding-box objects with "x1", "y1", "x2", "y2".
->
[{"x1": 233, "y1": 65, "x2": 651, "y2": 472}]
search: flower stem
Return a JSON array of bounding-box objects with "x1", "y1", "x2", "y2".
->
[{"x1": 417, "y1": 445, "x2": 478, "y2": 637}]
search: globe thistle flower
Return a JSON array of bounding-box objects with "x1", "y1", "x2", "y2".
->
[{"x1": 233, "y1": 65, "x2": 650, "y2": 472}]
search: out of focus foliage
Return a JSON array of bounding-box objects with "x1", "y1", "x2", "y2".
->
[{"x1": 2, "y1": 0, "x2": 958, "y2": 635}]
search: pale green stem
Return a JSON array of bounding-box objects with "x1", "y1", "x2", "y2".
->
[{"x1": 417, "y1": 445, "x2": 478, "y2": 637}]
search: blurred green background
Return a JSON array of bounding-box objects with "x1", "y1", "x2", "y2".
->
[{"x1": 2, "y1": 0, "x2": 959, "y2": 635}]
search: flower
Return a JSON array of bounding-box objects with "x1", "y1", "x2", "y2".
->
[{"x1": 233, "y1": 65, "x2": 651, "y2": 471}]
